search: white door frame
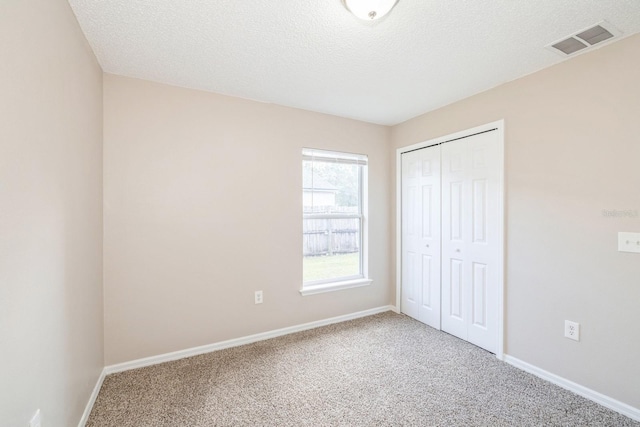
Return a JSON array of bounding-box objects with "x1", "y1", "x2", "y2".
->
[{"x1": 395, "y1": 119, "x2": 506, "y2": 360}]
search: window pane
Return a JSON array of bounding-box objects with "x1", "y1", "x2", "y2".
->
[
  {"x1": 303, "y1": 160, "x2": 360, "y2": 214},
  {"x1": 303, "y1": 218, "x2": 361, "y2": 283}
]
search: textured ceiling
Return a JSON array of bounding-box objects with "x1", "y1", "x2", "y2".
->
[{"x1": 67, "y1": 0, "x2": 640, "y2": 125}]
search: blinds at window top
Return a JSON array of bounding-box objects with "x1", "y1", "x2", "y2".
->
[{"x1": 302, "y1": 148, "x2": 368, "y2": 165}]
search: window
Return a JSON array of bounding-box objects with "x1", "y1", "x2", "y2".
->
[{"x1": 301, "y1": 148, "x2": 371, "y2": 295}]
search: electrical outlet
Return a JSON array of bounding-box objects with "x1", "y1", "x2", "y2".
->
[
  {"x1": 564, "y1": 320, "x2": 580, "y2": 341},
  {"x1": 29, "y1": 409, "x2": 41, "y2": 427},
  {"x1": 254, "y1": 290, "x2": 263, "y2": 304}
]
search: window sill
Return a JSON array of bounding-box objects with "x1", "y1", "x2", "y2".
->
[{"x1": 300, "y1": 278, "x2": 373, "y2": 296}]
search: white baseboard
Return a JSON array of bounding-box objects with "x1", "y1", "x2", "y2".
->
[
  {"x1": 78, "y1": 367, "x2": 106, "y2": 427},
  {"x1": 105, "y1": 305, "x2": 395, "y2": 375},
  {"x1": 504, "y1": 355, "x2": 640, "y2": 422},
  {"x1": 83, "y1": 311, "x2": 638, "y2": 424}
]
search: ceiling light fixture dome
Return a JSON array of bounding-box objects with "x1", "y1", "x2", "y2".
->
[{"x1": 342, "y1": 0, "x2": 399, "y2": 21}]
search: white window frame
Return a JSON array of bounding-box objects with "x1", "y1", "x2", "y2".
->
[{"x1": 300, "y1": 148, "x2": 372, "y2": 296}]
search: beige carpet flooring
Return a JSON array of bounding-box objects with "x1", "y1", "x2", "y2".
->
[{"x1": 87, "y1": 312, "x2": 638, "y2": 426}]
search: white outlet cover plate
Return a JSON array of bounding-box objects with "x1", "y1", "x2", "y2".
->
[
  {"x1": 564, "y1": 320, "x2": 580, "y2": 341},
  {"x1": 618, "y1": 232, "x2": 640, "y2": 253}
]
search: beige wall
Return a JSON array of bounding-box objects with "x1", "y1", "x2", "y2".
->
[
  {"x1": 0, "y1": 1, "x2": 104, "y2": 426},
  {"x1": 391, "y1": 34, "x2": 640, "y2": 408},
  {"x1": 103, "y1": 74, "x2": 391, "y2": 365}
]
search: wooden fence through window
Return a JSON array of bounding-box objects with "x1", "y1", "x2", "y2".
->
[{"x1": 303, "y1": 207, "x2": 359, "y2": 256}]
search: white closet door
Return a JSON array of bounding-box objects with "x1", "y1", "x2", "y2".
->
[
  {"x1": 401, "y1": 146, "x2": 441, "y2": 329},
  {"x1": 441, "y1": 131, "x2": 500, "y2": 353}
]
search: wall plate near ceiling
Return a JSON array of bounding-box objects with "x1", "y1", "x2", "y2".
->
[{"x1": 546, "y1": 21, "x2": 623, "y2": 57}]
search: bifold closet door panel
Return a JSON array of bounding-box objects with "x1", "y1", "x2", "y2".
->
[
  {"x1": 441, "y1": 131, "x2": 500, "y2": 353},
  {"x1": 401, "y1": 146, "x2": 441, "y2": 329},
  {"x1": 466, "y1": 131, "x2": 500, "y2": 353},
  {"x1": 441, "y1": 138, "x2": 470, "y2": 340}
]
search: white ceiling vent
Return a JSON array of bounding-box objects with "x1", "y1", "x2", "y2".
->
[{"x1": 546, "y1": 21, "x2": 622, "y2": 57}]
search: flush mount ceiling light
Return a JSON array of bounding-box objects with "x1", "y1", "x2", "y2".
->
[{"x1": 342, "y1": 0, "x2": 399, "y2": 21}]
